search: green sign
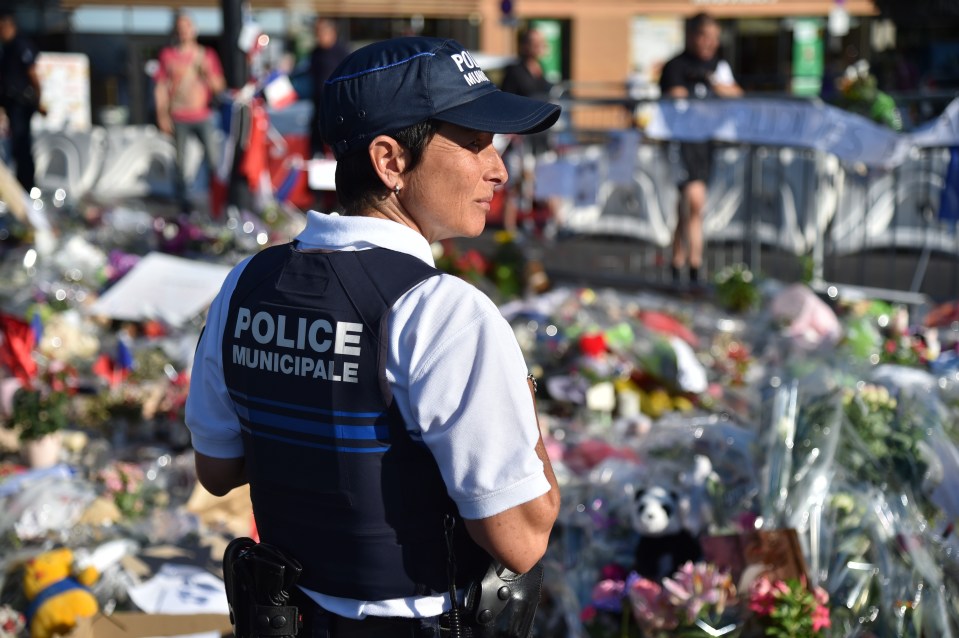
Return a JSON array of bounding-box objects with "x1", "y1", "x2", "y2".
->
[
  {"x1": 530, "y1": 19, "x2": 562, "y2": 84},
  {"x1": 792, "y1": 18, "x2": 823, "y2": 96},
  {"x1": 791, "y1": 75, "x2": 823, "y2": 96}
]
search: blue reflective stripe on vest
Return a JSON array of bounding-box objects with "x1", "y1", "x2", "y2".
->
[
  {"x1": 234, "y1": 403, "x2": 389, "y2": 440},
  {"x1": 230, "y1": 389, "x2": 386, "y2": 418},
  {"x1": 239, "y1": 425, "x2": 391, "y2": 453}
]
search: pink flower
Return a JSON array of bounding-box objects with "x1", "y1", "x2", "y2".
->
[
  {"x1": 661, "y1": 562, "x2": 736, "y2": 623},
  {"x1": 591, "y1": 579, "x2": 626, "y2": 612},
  {"x1": 99, "y1": 468, "x2": 124, "y2": 494},
  {"x1": 812, "y1": 603, "x2": 831, "y2": 632},
  {"x1": 813, "y1": 586, "x2": 829, "y2": 606},
  {"x1": 628, "y1": 577, "x2": 662, "y2": 607},
  {"x1": 749, "y1": 577, "x2": 832, "y2": 635},
  {"x1": 748, "y1": 577, "x2": 777, "y2": 616},
  {"x1": 627, "y1": 577, "x2": 678, "y2": 632}
]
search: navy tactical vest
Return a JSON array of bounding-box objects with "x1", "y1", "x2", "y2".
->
[{"x1": 221, "y1": 244, "x2": 488, "y2": 600}]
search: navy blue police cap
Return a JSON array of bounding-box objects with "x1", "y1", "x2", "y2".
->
[{"x1": 321, "y1": 36, "x2": 561, "y2": 160}]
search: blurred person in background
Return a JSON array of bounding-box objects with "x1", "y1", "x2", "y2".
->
[
  {"x1": 154, "y1": 11, "x2": 226, "y2": 215},
  {"x1": 660, "y1": 12, "x2": 742, "y2": 287},
  {"x1": 309, "y1": 17, "x2": 349, "y2": 159},
  {"x1": 0, "y1": 12, "x2": 45, "y2": 193},
  {"x1": 501, "y1": 28, "x2": 552, "y2": 106},
  {"x1": 499, "y1": 27, "x2": 554, "y2": 233}
]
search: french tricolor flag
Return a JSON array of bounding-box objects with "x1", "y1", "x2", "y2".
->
[{"x1": 262, "y1": 72, "x2": 298, "y2": 110}]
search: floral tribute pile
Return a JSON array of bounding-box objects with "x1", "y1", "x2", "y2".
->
[
  {"x1": 461, "y1": 247, "x2": 959, "y2": 638},
  {"x1": 0, "y1": 200, "x2": 957, "y2": 638},
  {"x1": 0, "y1": 196, "x2": 304, "y2": 624}
]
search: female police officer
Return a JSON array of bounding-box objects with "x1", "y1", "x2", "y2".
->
[{"x1": 185, "y1": 37, "x2": 561, "y2": 637}]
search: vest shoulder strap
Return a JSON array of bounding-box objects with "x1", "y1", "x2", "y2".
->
[
  {"x1": 232, "y1": 243, "x2": 294, "y2": 305},
  {"x1": 327, "y1": 249, "x2": 440, "y2": 339}
]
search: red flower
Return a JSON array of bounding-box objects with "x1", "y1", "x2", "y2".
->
[
  {"x1": 454, "y1": 250, "x2": 488, "y2": 275},
  {"x1": 579, "y1": 333, "x2": 608, "y2": 358},
  {"x1": 580, "y1": 605, "x2": 597, "y2": 622},
  {"x1": 727, "y1": 341, "x2": 750, "y2": 361},
  {"x1": 601, "y1": 563, "x2": 628, "y2": 581}
]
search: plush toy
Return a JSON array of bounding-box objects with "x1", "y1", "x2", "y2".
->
[
  {"x1": 631, "y1": 485, "x2": 702, "y2": 582},
  {"x1": 22, "y1": 547, "x2": 99, "y2": 638}
]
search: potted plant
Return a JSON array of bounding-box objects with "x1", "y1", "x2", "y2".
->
[{"x1": 4, "y1": 363, "x2": 74, "y2": 468}]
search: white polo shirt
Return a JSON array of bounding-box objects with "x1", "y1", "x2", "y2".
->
[{"x1": 186, "y1": 211, "x2": 550, "y2": 618}]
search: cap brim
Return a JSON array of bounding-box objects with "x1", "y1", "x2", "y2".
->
[{"x1": 432, "y1": 89, "x2": 561, "y2": 135}]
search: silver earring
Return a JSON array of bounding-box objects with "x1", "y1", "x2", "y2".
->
[{"x1": 393, "y1": 184, "x2": 401, "y2": 195}]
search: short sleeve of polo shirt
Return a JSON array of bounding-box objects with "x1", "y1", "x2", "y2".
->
[
  {"x1": 386, "y1": 273, "x2": 550, "y2": 521},
  {"x1": 659, "y1": 56, "x2": 685, "y2": 94},
  {"x1": 185, "y1": 258, "x2": 252, "y2": 459}
]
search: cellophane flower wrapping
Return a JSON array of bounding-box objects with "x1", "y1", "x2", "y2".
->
[
  {"x1": 755, "y1": 350, "x2": 959, "y2": 638},
  {"x1": 487, "y1": 282, "x2": 959, "y2": 637}
]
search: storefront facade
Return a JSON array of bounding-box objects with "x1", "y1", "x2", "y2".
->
[{"x1": 4, "y1": 0, "x2": 949, "y2": 126}]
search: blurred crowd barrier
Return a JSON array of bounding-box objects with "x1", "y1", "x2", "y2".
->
[
  {"x1": 530, "y1": 95, "x2": 959, "y2": 303},
  {"x1": 28, "y1": 96, "x2": 959, "y2": 301},
  {"x1": 30, "y1": 100, "x2": 314, "y2": 209}
]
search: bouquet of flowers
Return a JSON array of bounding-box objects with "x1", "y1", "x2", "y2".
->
[
  {"x1": 582, "y1": 562, "x2": 740, "y2": 638},
  {"x1": 747, "y1": 576, "x2": 831, "y2": 637},
  {"x1": 4, "y1": 361, "x2": 76, "y2": 442},
  {"x1": 488, "y1": 230, "x2": 527, "y2": 300},
  {"x1": 432, "y1": 232, "x2": 536, "y2": 302},
  {"x1": 432, "y1": 239, "x2": 489, "y2": 286},
  {"x1": 755, "y1": 362, "x2": 959, "y2": 637},
  {"x1": 95, "y1": 460, "x2": 158, "y2": 519},
  {"x1": 836, "y1": 60, "x2": 903, "y2": 132},
  {"x1": 582, "y1": 565, "x2": 643, "y2": 638},
  {"x1": 839, "y1": 302, "x2": 939, "y2": 369},
  {"x1": 629, "y1": 561, "x2": 739, "y2": 637},
  {"x1": 839, "y1": 382, "x2": 936, "y2": 520}
]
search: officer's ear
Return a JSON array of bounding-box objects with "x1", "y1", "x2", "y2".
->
[{"x1": 368, "y1": 135, "x2": 409, "y2": 192}]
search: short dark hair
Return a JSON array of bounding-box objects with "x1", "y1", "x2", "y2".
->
[
  {"x1": 686, "y1": 12, "x2": 717, "y2": 37},
  {"x1": 334, "y1": 119, "x2": 440, "y2": 216},
  {"x1": 517, "y1": 28, "x2": 537, "y2": 48},
  {"x1": 517, "y1": 28, "x2": 542, "y2": 56}
]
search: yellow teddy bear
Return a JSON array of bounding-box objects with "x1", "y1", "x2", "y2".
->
[{"x1": 22, "y1": 548, "x2": 99, "y2": 638}]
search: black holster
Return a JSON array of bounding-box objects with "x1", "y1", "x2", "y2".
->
[
  {"x1": 462, "y1": 561, "x2": 544, "y2": 638},
  {"x1": 223, "y1": 537, "x2": 304, "y2": 638}
]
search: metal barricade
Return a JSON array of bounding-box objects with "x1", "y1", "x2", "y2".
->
[{"x1": 520, "y1": 92, "x2": 959, "y2": 305}]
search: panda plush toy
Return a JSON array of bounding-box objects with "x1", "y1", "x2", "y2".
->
[{"x1": 631, "y1": 485, "x2": 703, "y2": 582}]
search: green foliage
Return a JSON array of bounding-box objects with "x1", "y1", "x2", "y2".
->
[
  {"x1": 840, "y1": 385, "x2": 929, "y2": 506},
  {"x1": 837, "y1": 62, "x2": 903, "y2": 131},
  {"x1": 7, "y1": 388, "x2": 69, "y2": 441},
  {"x1": 433, "y1": 232, "x2": 529, "y2": 302},
  {"x1": 713, "y1": 264, "x2": 760, "y2": 314},
  {"x1": 748, "y1": 577, "x2": 831, "y2": 638},
  {"x1": 4, "y1": 367, "x2": 74, "y2": 442}
]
